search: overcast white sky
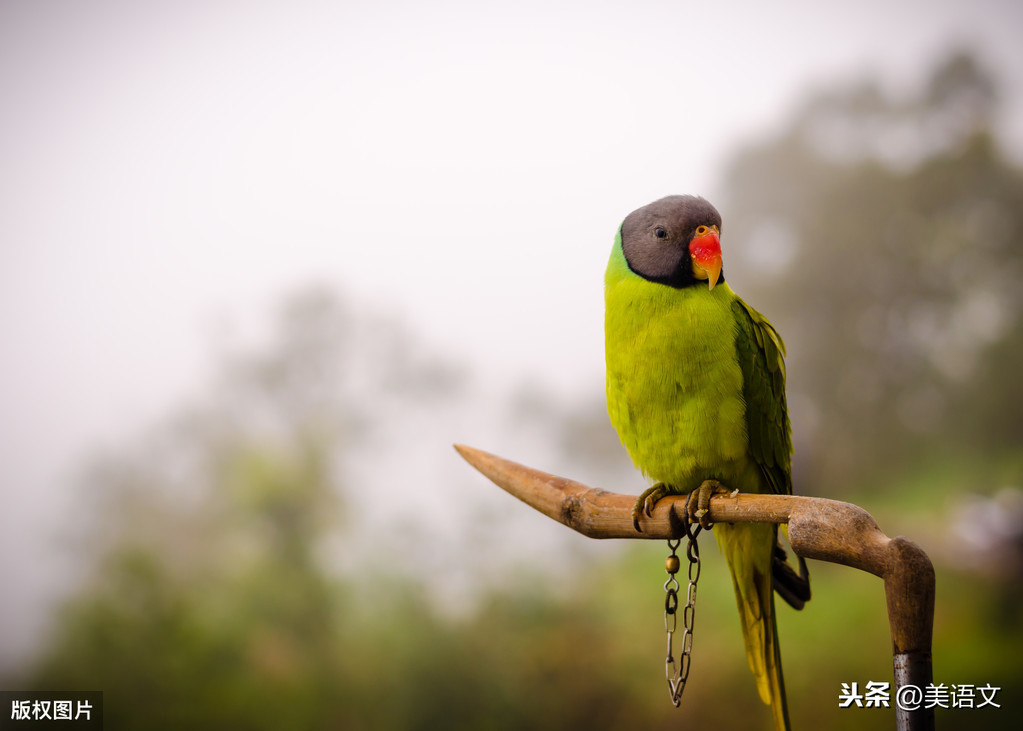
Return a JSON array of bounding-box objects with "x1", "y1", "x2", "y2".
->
[{"x1": 2, "y1": 0, "x2": 1023, "y2": 668}]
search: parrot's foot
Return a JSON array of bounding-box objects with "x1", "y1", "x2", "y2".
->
[
  {"x1": 632, "y1": 482, "x2": 672, "y2": 532},
  {"x1": 772, "y1": 543, "x2": 812, "y2": 610},
  {"x1": 685, "y1": 479, "x2": 730, "y2": 530}
]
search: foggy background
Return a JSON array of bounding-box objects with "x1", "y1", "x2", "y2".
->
[{"x1": 2, "y1": 1, "x2": 1022, "y2": 729}]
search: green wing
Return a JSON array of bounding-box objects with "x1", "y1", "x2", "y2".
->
[{"x1": 732, "y1": 296, "x2": 793, "y2": 496}]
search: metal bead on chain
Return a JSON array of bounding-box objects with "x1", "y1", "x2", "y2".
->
[{"x1": 663, "y1": 522, "x2": 702, "y2": 707}]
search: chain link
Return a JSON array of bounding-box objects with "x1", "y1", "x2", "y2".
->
[{"x1": 663, "y1": 519, "x2": 702, "y2": 707}]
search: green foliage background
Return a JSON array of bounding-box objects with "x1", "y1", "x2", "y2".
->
[{"x1": 7, "y1": 53, "x2": 1022, "y2": 729}]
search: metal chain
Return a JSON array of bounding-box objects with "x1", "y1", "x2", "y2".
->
[{"x1": 663, "y1": 519, "x2": 702, "y2": 707}]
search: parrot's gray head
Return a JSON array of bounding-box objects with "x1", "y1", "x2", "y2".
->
[{"x1": 620, "y1": 195, "x2": 724, "y2": 290}]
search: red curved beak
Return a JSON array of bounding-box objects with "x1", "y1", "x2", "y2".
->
[{"x1": 690, "y1": 230, "x2": 722, "y2": 290}]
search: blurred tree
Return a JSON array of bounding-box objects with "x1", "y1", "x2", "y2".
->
[
  {"x1": 721, "y1": 52, "x2": 1023, "y2": 493},
  {"x1": 13, "y1": 290, "x2": 468, "y2": 729}
]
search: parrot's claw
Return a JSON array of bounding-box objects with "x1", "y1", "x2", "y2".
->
[
  {"x1": 685, "y1": 479, "x2": 728, "y2": 530},
  {"x1": 632, "y1": 482, "x2": 671, "y2": 532}
]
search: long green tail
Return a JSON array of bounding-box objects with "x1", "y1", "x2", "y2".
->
[{"x1": 716, "y1": 522, "x2": 791, "y2": 731}]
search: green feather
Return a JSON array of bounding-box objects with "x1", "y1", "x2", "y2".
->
[{"x1": 732, "y1": 296, "x2": 794, "y2": 496}]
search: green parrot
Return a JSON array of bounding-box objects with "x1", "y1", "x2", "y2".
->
[{"x1": 604, "y1": 195, "x2": 808, "y2": 730}]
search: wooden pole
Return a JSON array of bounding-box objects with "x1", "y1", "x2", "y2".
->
[{"x1": 455, "y1": 444, "x2": 935, "y2": 731}]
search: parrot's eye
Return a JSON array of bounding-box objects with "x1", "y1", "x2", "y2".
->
[
  {"x1": 696, "y1": 225, "x2": 709, "y2": 236},
  {"x1": 654, "y1": 227, "x2": 668, "y2": 239}
]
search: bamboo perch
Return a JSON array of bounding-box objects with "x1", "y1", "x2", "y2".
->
[{"x1": 455, "y1": 443, "x2": 936, "y2": 731}]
